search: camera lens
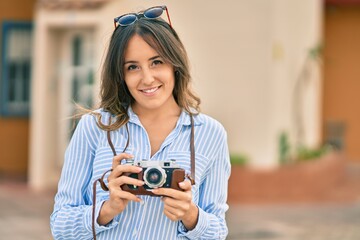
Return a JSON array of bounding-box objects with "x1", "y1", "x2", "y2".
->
[
  {"x1": 147, "y1": 169, "x2": 160, "y2": 184},
  {"x1": 144, "y1": 167, "x2": 166, "y2": 188}
]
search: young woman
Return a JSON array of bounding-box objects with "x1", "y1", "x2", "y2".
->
[{"x1": 50, "y1": 6, "x2": 230, "y2": 240}]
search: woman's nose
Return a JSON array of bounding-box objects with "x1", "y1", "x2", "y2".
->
[{"x1": 141, "y1": 67, "x2": 155, "y2": 85}]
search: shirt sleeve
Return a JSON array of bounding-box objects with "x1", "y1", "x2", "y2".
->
[
  {"x1": 178, "y1": 128, "x2": 231, "y2": 239},
  {"x1": 50, "y1": 115, "x2": 119, "y2": 240}
]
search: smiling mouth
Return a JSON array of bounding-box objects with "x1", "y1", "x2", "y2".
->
[{"x1": 140, "y1": 86, "x2": 161, "y2": 94}]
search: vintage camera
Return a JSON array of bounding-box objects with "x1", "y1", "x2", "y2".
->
[{"x1": 121, "y1": 159, "x2": 185, "y2": 196}]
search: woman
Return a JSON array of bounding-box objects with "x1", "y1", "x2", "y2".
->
[{"x1": 50, "y1": 5, "x2": 230, "y2": 240}]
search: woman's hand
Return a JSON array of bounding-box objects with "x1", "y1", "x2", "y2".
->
[
  {"x1": 98, "y1": 153, "x2": 144, "y2": 226},
  {"x1": 152, "y1": 180, "x2": 199, "y2": 231}
]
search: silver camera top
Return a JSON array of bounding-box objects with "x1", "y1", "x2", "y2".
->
[
  {"x1": 124, "y1": 159, "x2": 180, "y2": 168},
  {"x1": 124, "y1": 158, "x2": 135, "y2": 164}
]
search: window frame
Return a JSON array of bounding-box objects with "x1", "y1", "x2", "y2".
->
[{"x1": 0, "y1": 21, "x2": 33, "y2": 117}]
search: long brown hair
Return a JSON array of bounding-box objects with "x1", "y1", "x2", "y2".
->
[{"x1": 93, "y1": 17, "x2": 200, "y2": 130}]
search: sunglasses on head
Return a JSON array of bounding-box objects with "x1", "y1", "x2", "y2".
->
[{"x1": 113, "y1": 5, "x2": 172, "y2": 29}]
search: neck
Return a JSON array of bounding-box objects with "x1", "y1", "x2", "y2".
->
[{"x1": 132, "y1": 99, "x2": 181, "y2": 121}]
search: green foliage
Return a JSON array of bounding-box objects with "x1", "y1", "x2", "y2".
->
[
  {"x1": 277, "y1": 131, "x2": 333, "y2": 165},
  {"x1": 279, "y1": 131, "x2": 291, "y2": 164},
  {"x1": 308, "y1": 44, "x2": 323, "y2": 61},
  {"x1": 230, "y1": 153, "x2": 248, "y2": 166},
  {"x1": 296, "y1": 144, "x2": 332, "y2": 162}
]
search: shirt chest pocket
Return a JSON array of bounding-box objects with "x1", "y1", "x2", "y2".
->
[
  {"x1": 167, "y1": 151, "x2": 210, "y2": 185},
  {"x1": 167, "y1": 151, "x2": 191, "y2": 173}
]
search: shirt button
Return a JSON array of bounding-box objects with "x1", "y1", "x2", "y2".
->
[{"x1": 132, "y1": 228, "x2": 137, "y2": 236}]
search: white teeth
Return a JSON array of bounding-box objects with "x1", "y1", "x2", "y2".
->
[{"x1": 142, "y1": 87, "x2": 158, "y2": 93}]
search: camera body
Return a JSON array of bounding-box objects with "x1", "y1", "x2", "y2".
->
[{"x1": 121, "y1": 159, "x2": 185, "y2": 196}]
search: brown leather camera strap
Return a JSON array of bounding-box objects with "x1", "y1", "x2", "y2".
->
[
  {"x1": 107, "y1": 123, "x2": 130, "y2": 157},
  {"x1": 92, "y1": 114, "x2": 195, "y2": 239},
  {"x1": 188, "y1": 114, "x2": 196, "y2": 185},
  {"x1": 92, "y1": 116, "x2": 129, "y2": 240}
]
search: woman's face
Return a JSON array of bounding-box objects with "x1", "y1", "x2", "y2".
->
[{"x1": 123, "y1": 34, "x2": 176, "y2": 113}]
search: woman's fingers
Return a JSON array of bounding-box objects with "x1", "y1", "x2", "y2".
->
[
  {"x1": 178, "y1": 180, "x2": 192, "y2": 191},
  {"x1": 112, "y1": 153, "x2": 134, "y2": 169},
  {"x1": 108, "y1": 175, "x2": 144, "y2": 202},
  {"x1": 110, "y1": 187, "x2": 142, "y2": 203},
  {"x1": 149, "y1": 180, "x2": 194, "y2": 222},
  {"x1": 161, "y1": 195, "x2": 188, "y2": 208},
  {"x1": 108, "y1": 165, "x2": 142, "y2": 181},
  {"x1": 107, "y1": 178, "x2": 143, "y2": 211},
  {"x1": 108, "y1": 175, "x2": 144, "y2": 189},
  {"x1": 151, "y1": 180, "x2": 192, "y2": 200},
  {"x1": 163, "y1": 205, "x2": 183, "y2": 221}
]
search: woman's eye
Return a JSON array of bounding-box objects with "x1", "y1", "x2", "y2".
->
[
  {"x1": 152, "y1": 59, "x2": 163, "y2": 66},
  {"x1": 127, "y1": 65, "x2": 138, "y2": 71}
]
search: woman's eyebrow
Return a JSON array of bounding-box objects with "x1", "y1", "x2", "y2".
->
[
  {"x1": 124, "y1": 60, "x2": 137, "y2": 65},
  {"x1": 124, "y1": 55, "x2": 160, "y2": 65},
  {"x1": 149, "y1": 55, "x2": 160, "y2": 61}
]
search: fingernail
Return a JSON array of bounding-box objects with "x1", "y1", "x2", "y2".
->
[
  {"x1": 179, "y1": 182, "x2": 185, "y2": 187},
  {"x1": 136, "y1": 167, "x2": 142, "y2": 172},
  {"x1": 151, "y1": 189, "x2": 159, "y2": 194}
]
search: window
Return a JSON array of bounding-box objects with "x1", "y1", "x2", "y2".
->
[
  {"x1": 71, "y1": 35, "x2": 94, "y2": 109},
  {"x1": 0, "y1": 21, "x2": 33, "y2": 117},
  {"x1": 68, "y1": 34, "x2": 95, "y2": 137}
]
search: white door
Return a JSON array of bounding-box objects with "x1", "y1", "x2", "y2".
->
[{"x1": 57, "y1": 29, "x2": 96, "y2": 167}]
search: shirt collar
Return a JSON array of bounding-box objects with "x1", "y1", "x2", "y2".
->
[
  {"x1": 127, "y1": 106, "x2": 141, "y2": 125},
  {"x1": 177, "y1": 109, "x2": 203, "y2": 127}
]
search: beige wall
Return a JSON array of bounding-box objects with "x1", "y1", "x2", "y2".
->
[{"x1": 30, "y1": 0, "x2": 323, "y2": 189}]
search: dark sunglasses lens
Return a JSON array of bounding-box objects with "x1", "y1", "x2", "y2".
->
[
  {"x1": 118, "y1": 14, "x2": 137, "y2": 26},
  {"x1": 144, "y1": 7, "x2": 163, "y2": 19}
]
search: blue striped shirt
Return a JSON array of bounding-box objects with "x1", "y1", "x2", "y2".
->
[{"x1": 50, "y1": 108, "x2": 231, "y2": 240}]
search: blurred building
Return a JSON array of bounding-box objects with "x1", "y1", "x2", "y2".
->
[
  {"x1": 323, "y1": 0, "x2": 360, "y2": 164},
  {"x1": 0, "y1": 0, "x2": 36, "y2": 179},
  {"x1": 0, "y1": 0, "x2": 359, "y2": 190}
]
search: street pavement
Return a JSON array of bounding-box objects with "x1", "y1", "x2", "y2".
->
[
  {"x1": 227, "y1": 202, "x2": 360, "y2": 240},
  {"x1": 1, "y1": 182, "x2": 360, "y2": 240}
]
